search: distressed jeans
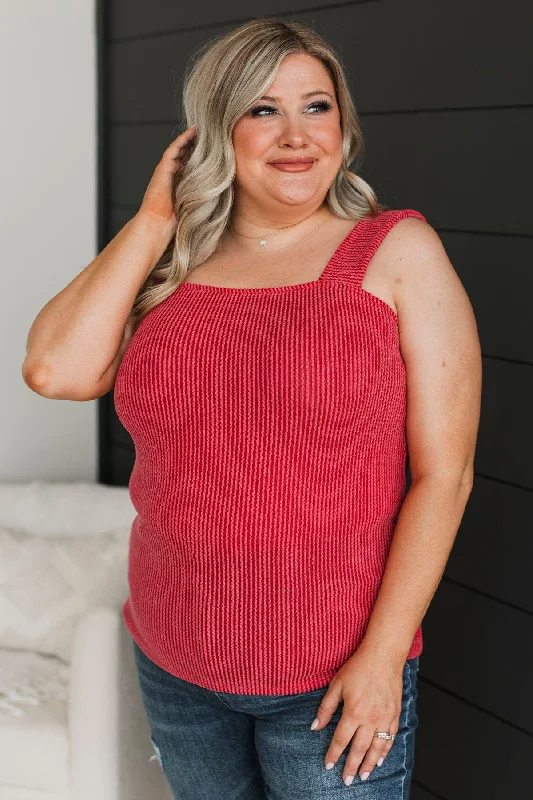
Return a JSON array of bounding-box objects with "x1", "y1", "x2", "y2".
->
[{"x1": 131, "y1": 637, "x2": 419, "y2": 799}]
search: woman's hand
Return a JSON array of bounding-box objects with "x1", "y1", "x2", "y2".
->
[
  {"x1": 139, "y1": 124, "x2": 197, "y2": 229},
  {"x1": 310, "y1": 648, "x2": 404, "y2": 786}
]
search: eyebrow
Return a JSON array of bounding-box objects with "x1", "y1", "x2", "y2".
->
[{"x1": 259, "y1": 90, "x2": 335, "y2": 102}]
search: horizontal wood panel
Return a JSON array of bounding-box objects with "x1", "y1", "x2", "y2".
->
[
  {"x1": 446, "y1": 476, "x2": 533, "y2": 612},
  {"x1": 108, "y1": 108, "x2": 533, "y2": 235},
  {"x1": 107, "y1": 440, "x2": 135, "y2": 486},
  {"x1": 109, "y1": 2, "x2": 533, "y2": 112},
  {"x1": 420, "y1": 580, "x2": 533, "y2": 732},
  {"x1": 475, "y1": 358, "x2": 533, "y2": 488},
  {"x1": 109, "y1": 0, "x2": 367, "y2": 40},
  {"x1": 414, "y1": 681, "x2": 533, "y2": 798},
  {"x1": 411, "y1": 784, "x2": 442, "y2": 800},
  {"x1": 360, "y1": 108, "x2": 533, "y2": 235},
  {"x1": 439, "y1": 231, "x2": 533, "y2": 364},
  {"x1": 109, "y1": 26, "x2": 211, "y2": 122},
  {"x1": 109, "y1": 124, "x2": 170, "y2": 207}
]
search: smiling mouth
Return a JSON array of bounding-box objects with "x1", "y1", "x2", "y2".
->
[
  {"x1": 269, "y1": 158, "x2": 316, "y2": 164},
  {"x1": 268, "y1": 159, "x2": 316, "y2": 171}
]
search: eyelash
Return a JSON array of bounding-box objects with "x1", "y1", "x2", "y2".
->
[{"x1": 249, "y1": 100, "x2": 333, "y2": 117}]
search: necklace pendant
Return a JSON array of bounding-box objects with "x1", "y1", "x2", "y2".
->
[{"x1": 259, "y1": 237, "x2": 267, "y2": 247}]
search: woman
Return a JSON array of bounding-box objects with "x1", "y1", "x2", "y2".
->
[{"x1": 22, "y1": 17, "x2": 481, "y2": 800}]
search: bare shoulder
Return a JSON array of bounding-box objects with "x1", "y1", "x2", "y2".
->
[
  {"x1": 382, "y1": 215, "x2": 450, "y2": 278},
  {"x1": 381, "y1": 216, "x2": 469, "y2": 323},
  {"x1": 382, "y1": 215, "x2": 481, "y2": 483}
]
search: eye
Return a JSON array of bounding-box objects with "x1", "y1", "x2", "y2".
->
[
  {"x1": 250, "y1": 104, "x2": 278, "y2": 117},
  {"x1": 307, "y1": 100, "x2": 333, "y2": 113},
  {"x1": 249, "y1": 100, "x2": 333, "y2": 117}
]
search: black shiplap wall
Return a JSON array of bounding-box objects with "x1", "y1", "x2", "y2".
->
[{"x1": 97, "y1": 2, "x2": 533, "y2": 796}]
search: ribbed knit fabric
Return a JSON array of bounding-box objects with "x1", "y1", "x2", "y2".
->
[{"x1": 114, "y1": 207, "x2": 426, "y2": 695}]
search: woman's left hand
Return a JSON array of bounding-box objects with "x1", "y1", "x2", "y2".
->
[{"x1": 310, "y1": 647, "x2": 404, "y2": 786}]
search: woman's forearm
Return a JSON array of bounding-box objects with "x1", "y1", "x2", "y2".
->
[
  {"x1": 355, "y1": 472, "x2": 473, "y2": 669},
  {"x1": 22, "y1": 210, "x2": 175, "y2": 398}
]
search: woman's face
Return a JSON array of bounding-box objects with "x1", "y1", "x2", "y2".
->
[{"x1": 231, "y1": 53, "x2": 343, "y2": 215}]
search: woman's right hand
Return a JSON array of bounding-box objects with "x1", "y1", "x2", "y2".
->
[{"x1": 138, "y1": 124, "x2": 197, "y2": 229}]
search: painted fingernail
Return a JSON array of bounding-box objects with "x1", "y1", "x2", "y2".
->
[
  {"x1": 377, "y1": 757, "x2": 384, "y2": 767},
  {"x1": 361, "y1": 771, "x2": 370, "y2": 781},
  {"x1": 310, "y1": 717, "x2": 319, "y2": 730},
  {"x1": 344, "y1": 775, "x2": 354, "y2": 786},
  {"x1": 325, "y1": 761, "x2": 335, "y2": 770}
]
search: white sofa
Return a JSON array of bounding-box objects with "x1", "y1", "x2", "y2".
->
[{"x1": 0, "y1": 480, "x2": 173, "y2": 800}]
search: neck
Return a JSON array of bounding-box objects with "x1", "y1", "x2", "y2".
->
[{"x1": 229, "y1": 203, "x2": 328, "y2": 238}]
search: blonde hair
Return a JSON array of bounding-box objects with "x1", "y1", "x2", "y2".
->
[{"x1": 130, "y1": 17, "x2": 386, "y2": 329}]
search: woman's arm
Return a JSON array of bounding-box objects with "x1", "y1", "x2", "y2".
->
[
  {"x1": 21, "y1": 210, "x2": 174, "y2": 401},
  {"x1": 22, "y1": 124, "x2": 197, "y2": 401},
  {"x1": 357, "y1": 216, "x2": 482, "y2": 667},
  {"x1": 311, "y1": 216, "x2": 482, "y2": 785}
]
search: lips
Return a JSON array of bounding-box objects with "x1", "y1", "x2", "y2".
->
[
  {"x1": 268, "y1": 158, "x2": 316, "y2": 172},
  {"x1": 269, "y1": 158, "x2": 316, "y2": 165}
]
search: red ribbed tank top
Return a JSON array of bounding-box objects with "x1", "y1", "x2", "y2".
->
[{"x1": 114, "y1": 207, "x2": 426, "y2": 695}]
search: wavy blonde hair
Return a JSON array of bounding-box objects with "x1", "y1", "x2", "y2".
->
[{"x1": 130, "y1": 17, "x2": 386, "y2": 330}]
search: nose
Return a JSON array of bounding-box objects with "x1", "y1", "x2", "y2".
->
[{"x1": 277, "y1": 114, "x2": 310, "y2": 149}]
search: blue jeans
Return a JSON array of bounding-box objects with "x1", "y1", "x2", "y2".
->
[{"x1": 131, "y1": 638, "x2": 419, "y2": 799}]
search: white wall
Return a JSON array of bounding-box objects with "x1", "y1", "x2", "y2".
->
[{"x1": 1, "y1": 1, "x2": 97, "y2": 481}]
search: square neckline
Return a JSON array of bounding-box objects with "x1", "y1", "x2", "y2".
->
[{"x1": 180, "y1": 211, "x2": 373, "y2": 295}]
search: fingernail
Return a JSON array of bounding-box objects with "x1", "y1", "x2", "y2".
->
[
  {"x1": 344, "y1": 775, "x2": 354, "y2": 786},
  {"x1": 325, "y1": 761, "x2": 335, "y2": 770},
  {"x1": 377, "y1": 757, "x2": 384, "y2": 767},
  {"x1": 361, "y1": 771, "x2": 370, "y2": 781},
  {"x1": 310, "y1": 717, "x2": 319, "y2": 730}
]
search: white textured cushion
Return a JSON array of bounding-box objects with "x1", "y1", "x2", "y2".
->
[
  {"x1": 0, "y1": 649, "x2": 69, "y2": 718},
  {"x1": 0, "y1": 650, "x2": 69, "y2": 795},
  {"x1": 0, "y1": 527, "x2": 130, "y2": 662},
  {"x1": 0, "y1": 480, "x2": 135, "y2": 537}
]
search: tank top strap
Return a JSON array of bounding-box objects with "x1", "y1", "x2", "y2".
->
[{"x1": 321, "y1": 208, "x2": 428, "y2": 289}]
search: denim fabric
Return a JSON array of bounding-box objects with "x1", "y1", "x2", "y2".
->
[{"x1": 131, "y1": 637, "x2": 419, "y2": 799}]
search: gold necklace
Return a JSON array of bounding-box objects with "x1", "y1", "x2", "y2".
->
[
  {"x1": 229, "y1": 215, "x2": 329, "y2": 256},
  {"x1": 229, "y1": 210, "x2": 320, "y2": 248}
]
